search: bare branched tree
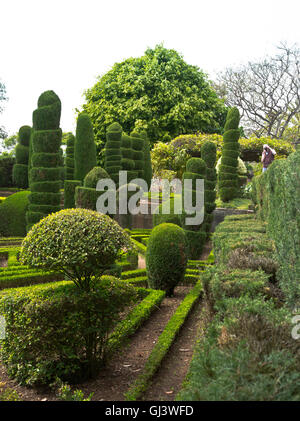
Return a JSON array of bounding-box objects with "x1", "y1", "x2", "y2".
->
[{"x1": 216, "y1": 43, "x2": 300, "y2": 138}]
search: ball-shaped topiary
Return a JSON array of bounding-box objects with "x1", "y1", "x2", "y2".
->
[
  {"x1": 146, "y1": 223, "x2": 188, "y2": 296},
  {"x1": 0, "y1": 191, "x2": 30, "y2": 237},
  {"x1": 83, "y1": 166, "x2": 110, "y2": 188},
  {"x1": 20, "y1": 208, "x2": 133, "y2": 291}
]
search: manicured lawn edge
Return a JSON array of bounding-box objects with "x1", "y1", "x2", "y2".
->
[
  {"x1": 107, "y1": 288, "x2": 166, "y2": 356},
  {"x1": 124, "y1": 278, "x2": 203, "y2": 401}
]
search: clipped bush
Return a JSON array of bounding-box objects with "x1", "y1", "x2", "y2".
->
[
  {"x1": 201, "y1": 141, "x2": 217, "y2": 233},
  {"x1": 74, "y1": 113, "x2": 97, "y2": 182},
  {"x1": 20, "y1": 208, "x2": 133, "y2": 291},
  {"x1": 120, "y1": 134, "x2": 136, "y2": 183},
  {"x1": 0, "y1": 191, "x2": 30, "y2": 237},
  {"x1": 12, "y1": 125, "x2": 31, "y2": 189},
  {"x1": 75, "y1": 186, "x2": 99, "y2": 211},
  {"x1": 153, "y1": 196, "x2": 182, "y2": 228},
  {"x1": 64, "y1": 180, "x2": 82, "y2": 209},
  {"x1": 146, "y1": 223, "x2": 188, "y2": 296},
  {"x1": 0, "y1": 278, "x2": 136, "y2": 385},
  {"x1": 218, "y1": 107, "x2": 240, "y2": 201},
  {"x1": 83, "y1": 166, "x2": 110, "y2": 189},
  {"x1": 105, "y1": 122, "x2": 122, "y2": 187},
  {"x1": 130, "y1": 131, "x2": 145, "y2": 180},
  {"x1": 65, "y1": 132, "x2": 75, "y2": 180},
  {"x1": 0, "y1": 157, "x2": 15, "y2": 187},
  {"x1": 26, "y1": 90, "x2": 62, "y2": 231}
]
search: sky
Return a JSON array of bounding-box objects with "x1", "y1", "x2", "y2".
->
[{"x1": 1, "y1": 0, "x2": 300, "y2": 138}]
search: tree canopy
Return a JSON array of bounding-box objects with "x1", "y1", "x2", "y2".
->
[{"x1": 83, "y1": 45, "x2": 227, "y2": 154}]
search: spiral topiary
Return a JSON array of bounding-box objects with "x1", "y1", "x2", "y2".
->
[
  {"x1": 146, "y1": 223, "x2": 188, "y2": 296},
  {"x1": 139, "y1": 130, "x2": 152, "y2": 189},
  {"x1": 65, "y1": 132, "x2": 75, "y2": 180},
  {"x1": 181, "y1": 157, "x2": 207, "y2": 259},
  {"x1": 130, "y1": 131, "x2": 145, "y2": 181},
  {"x1": 12, "y1": 125, "x2": 31, "y2": 189},
  {"x1": 218, "y1": 107, "x2": 241, "y2": 201},
  {"x1": 105, "y1": 122, "x2": 122, "y2": 186},
  {"x1": 201, "y1": 141, "x2": 217, "y2": 233},
  {"x1": 121, "y1": 133, "x2": 137, "y2": 183},
  {"x1": 74, "y1": 113, "x2": 97, "y2": 182},
  {"x1": 26, "y1": 90, "x2": 62, "y2": 231}
]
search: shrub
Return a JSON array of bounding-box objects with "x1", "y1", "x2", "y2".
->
[
  {"x1": 65, "y1": 132, "x2": 75, "y2": 180},
  {"x1": 0, "y1": 157, "x2": 15, "y2": 187},
  {"x1": 12, "y1": 125, "x2": 31, "y2": 189},
  {"x1": 74, "y1": 113, "x2": 97, "y2": 182},
  {"x1": 152, "y1": 196, "x2": 182, "y2": 228},
  {"x1": 19, "y1": 208, "x2": 133, "y2": 291},
  {"x1": 83, "y1": 166, "x2": 110, "y2": 188},
  {"x1": 130, "y1": 131, "x2": 144, "y2": 180},
  {"x1": 64, "y1": 180, "x2": 82, "y2": 208},
  {"x1": 0, "y1": 278, "x2": 136, "y2": 385},
  {"x1": 75, "y1": 186, "x2": 99, "y2": 211},
  {"x1": 105, "y1": 123, "x2": 122, "y2": 187},
  {"x1": 139, "y1": 130, "x2": 152, "y2": 189},
  {"x1": 146, "y1": 223, "x2": 188, "y2": 296},
  {"x1": 218, "y1": 107, "x2": 241, "y2": 202},
  {"x1": 26, "y1": 91, "x2": 62, "y2": 231},
  {"x1": 201, "y1": 141, "x2": 217, "y2": 233},
  {"x1": 0, "y1": 191, "x2": 30, "y2": 237}
]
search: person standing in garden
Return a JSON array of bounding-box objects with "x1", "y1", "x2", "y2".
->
[{"x1": 261, "y1": 144, "x2": 276, "y2": 172}]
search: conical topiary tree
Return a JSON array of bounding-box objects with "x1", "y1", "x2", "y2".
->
[
  {"x1": 74, "y1": 113, "x2": 97, "y2": 182},
  {"x1": 104, "y1": 122, "x2": 122, "y2": 186},
  {"x1": 130, "y1": 131, "x2": 145, "y2": 181},
  {"x1": 65, "y1": 132, "x2": 75, "y2": 180},
  {"x1": 121, "y1": 133, "x2": 136, "y2": 183},
  {"x1": 218, "y1": 107, "x2": 240, "y2": 202},
  {"x1": 181, "y1": 157, "x2": 207, "y2": 259},
  {"x1": 12, "y1": 125, "x2": 31, "y2": 189},
  {"x1": 26, "y1": 90, "x2": 62, "y2": 231},
  {"x1": 201, "y1": 141, "x2": 217, "y2": 235},
  {"x1": 139, "y1": 130, "x2": 152, "y2": 190}
]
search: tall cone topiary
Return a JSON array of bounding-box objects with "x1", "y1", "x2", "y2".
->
[
  {"x1": 26, "y1": 90, "x2": 62, "y2": 231},
  {"x1": 12, "y1": 125, "x2": 31, "y2": 189},
  {"x1": 181, "y1": 157, "x2": 207, "y2": 259},
  {"x1": 201, "y1": 141, "x2": 217, "y2": 234},
  {"x1": 139, "y1": 130, "x2": 152, "y2": 189},
  {"x1": 121, "y1": 133, "x2": 136, "y2": 183},
  {"x1": 130, "y1": 131, "x2": 145, "y2": 181},
  {"x1": 104, "y1": 122, "x2": 122, "y2": 186},
  {"x1": 218, "y1": 107, "x2": 240, "y2": 202},
  {"x1": 65, "y1": 132, "x2": 75, "y2": 180},
  {"x1": 74, "y1": 113, "x2": 97, "y2": 182}
]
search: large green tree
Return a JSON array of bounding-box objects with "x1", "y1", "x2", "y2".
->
[{"x1": 83, "y1": 45, "x2": 227, "y2": 157}]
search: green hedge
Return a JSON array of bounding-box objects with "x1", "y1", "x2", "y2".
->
[
  {"x1": 105, "y1": 123, "x2": 122, "y2": 187},
  {"x1": 13, "y1": 126, "x2": 30, "y2": 189},
  {"x1": 74, "y1": 113, "x2": 97, "y2": 182},
  {"x1": 75, "y1": 186, "x2": 99, "y2": 211},
  {"x1": 0, "y1": 191, "x2": 30, "y2": 237},
  {"x1": 64, "y1": 180, "x2": 82, "y2": 209},
  {"x1": 65, "y1": 133, "x2": 75, "y2": 180}
]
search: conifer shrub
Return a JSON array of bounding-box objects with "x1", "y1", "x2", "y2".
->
[
  {"x1": 146, "y1": 223, "x2": 188, "y2": 296},
  {"x1": 0, "y1": 191, "x2": 30, "y2": 237},
  {"x1": 83, "y1": 166, "x2": 110, "y2": 188},
  {"x1": 218, "y1": 107, "x2": 240, "y2": 201},
  {"x1": 121, "y1": 134, "x2": 136, "y2": 182},
  {"x1": 75, "y1": 186, "x2": 99, "y2": 211},
  {"x1": 65, "y1": 133, "x2": 75, "y2": 180},
  {"x1": 201, "y1": 141, "x2": 217, "y2": 233},
  {"x1": 105, "y1": 123, "x2": 122, "y2": 186},
  {"x1": 26, "y1": 90, "x2": 62, "y2": 231},
  {"x1": 12, "y1": 125, "x2": 31, "y2": 189},
  {"x1": 181, "y1": 157, "x2": 207, "y2": 259},
  {"x1": 64, "y1": 180, "x2": 82, "y2": 209},
  {"x1": 139, "y1": 131, "x2": 152, "y2": 189},
  {"x1": 130, "y1": 131, "x2": 144, "y2": 180},
  {"x1": 74, "y1": 113, "x2": 97, "y2": 182}
]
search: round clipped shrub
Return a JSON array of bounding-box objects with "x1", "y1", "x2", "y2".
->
[
  {"x1": 186, "y1": 157, "x2": 206, "y2": 175},
  {"x1": 20, "y1": 208, "x2": 133, "y2": 291},
  {"x1": 0, "y1": 191, "x2": 30, "y2": 237},
  {"x1": 146, "y1": 223, "x2": 188, "y2": 296},
  {"x1": 83, "y1": 166, "x2": 110, "y2": 188}
]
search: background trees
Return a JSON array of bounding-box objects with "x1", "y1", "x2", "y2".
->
[
  {"x1": 0, "y1": 80, "x2": 8, "y2": 141},
  {"x1": 216, "y1": 43, "x2": 300, "y2": 139},
  {"x1": 83, "y1": 45, "x2": 227, "y2": 161}
]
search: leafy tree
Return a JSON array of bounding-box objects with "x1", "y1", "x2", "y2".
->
[
  {"x1": 83, "y1": 45, "x2": 227, "y2": 156},
  {"x1": 0, "y1": 134, "x2": 17, "y2": 156},
  {"x1": 216, "y1": 43, "x2": 300, "y2": 138}
]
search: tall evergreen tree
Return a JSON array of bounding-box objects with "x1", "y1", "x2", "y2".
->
[
  {"x1": 74, "y1": 113, "x2": 97, "y2": 182},
  {"x1": 12, "y1": 125, "x2": 31, "y2": 189}
]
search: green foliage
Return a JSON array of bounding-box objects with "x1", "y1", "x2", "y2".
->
[
  {"x1": 152, "y1": 196, "x2": 182, "y2": 228},
  {"x1": 64, "y1": 180, "x2": 82, "y2": 209},
  {"x1": 83, "y1": 45, "x2": 227, "y2": 152},
  {"x1": 65, "y1": 132, "x2": 75, "y2": 180},
  {"x1": 252, "y1": 149, "x2": 300, "y2": 307},
  {"x1": 0, "y1": 278, "x2": 136, "y2": 385},
  {"x1": 146, "y1": 223, "x2": 188, "y2": 296},
  {"x1": 0, "y1": 191, "x2": 30, "y2": 237},
  {"x1": 75, "y1": 186, "x2": 99, "y2": 211},
  {"x1": 74, "y1": 113, "x2": 97, "y2": 182},
  {"x1": 27, "y1": 91, "x2": 62, "y2": 231},
  {"x1": 219, "y1": 107, "x2": 240, "y2": 201},
  {"x1": 20, "y1": 208, "x2": 133, "y2": 291},
  {"x1": 0, "y1": 156, "x2": 15, "y2": 187},
  {"x1": 104, "y1": 122, "x2": 122, "y2": 186},
  {"x1": 83, "y1": 166, "x2": 110, "y2": 188}
]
